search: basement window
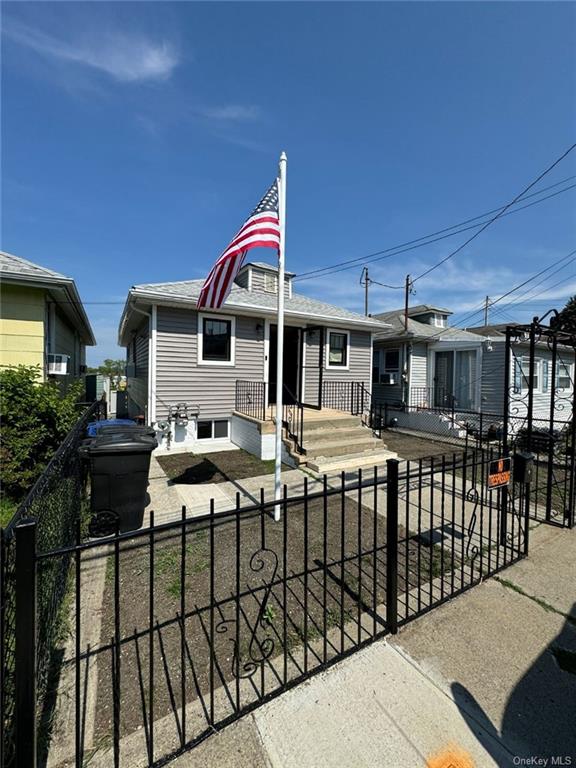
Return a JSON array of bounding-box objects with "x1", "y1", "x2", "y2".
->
[{"x1": 197, "y1": 420, "x2": 229, "y2": 440}]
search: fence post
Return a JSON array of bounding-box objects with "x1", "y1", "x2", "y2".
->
[
  {"x1": 15, "y1": 518, "x2": 37, "y2": 768},
  {"x1": 386, "y1": 459, "x2": 399, "y2": 634}
]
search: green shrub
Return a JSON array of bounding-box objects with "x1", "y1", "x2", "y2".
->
[{"x1": 0, "y1": 366, "x2": 83, "y2": 502}]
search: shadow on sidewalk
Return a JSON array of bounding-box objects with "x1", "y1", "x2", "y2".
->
[{"x1": 451, "y1": 604, "x2": 576, "y2": 767}]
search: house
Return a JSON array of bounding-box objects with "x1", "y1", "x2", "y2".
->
[
  {"x1": 371, "y1": 305, "x2": 575, "y2": 436},
  {"x1": 372, "y1": 304, "x2": 487, "y2": 410},
  {"x1": 0, "y1": 251, "x2": 96, "y2": 381},
  {"x1": 118, "y1": 261, "x2": 393, "y2": 468},
  {"x1": 467, "y1": 322, "x2": 575, "y2": 425}
]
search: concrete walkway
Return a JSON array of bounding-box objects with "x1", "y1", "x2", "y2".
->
[{"x1": 167, "y1": 522, "x2": 575, "y2": 767}]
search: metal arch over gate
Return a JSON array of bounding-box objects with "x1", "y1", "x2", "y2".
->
[{"x1": 503, "y1": 310, "x2": 576, "y2": 528}]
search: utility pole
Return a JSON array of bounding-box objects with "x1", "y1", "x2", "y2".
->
[
  {"x1": 404, "y1": 274, "x2": 411, "y2": 331},
  {"x1": 360, "y1": 267, "x2": 371, "y2": 316},
  {"x1": 484, "y1": 295, "x2": 490, "y2": 326}
]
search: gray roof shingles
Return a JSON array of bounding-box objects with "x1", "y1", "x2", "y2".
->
[
  {"x1": 373, "y1": 309, "x2": 484, "y2": 342},
  {"x1": 0, "y1": 251, "x2": 68, "y2": 281},
  {"x1": 131, "y1": 278, "x2": 388, "y2": 328}
]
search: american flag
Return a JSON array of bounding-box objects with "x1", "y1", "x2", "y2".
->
[{"x1": 197, "y1": 181, "x2": 280, "y2": 309}]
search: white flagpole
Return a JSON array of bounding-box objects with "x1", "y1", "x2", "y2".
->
[{"x1": 274, "y1": 151, "x2": 287, "y2": 515}]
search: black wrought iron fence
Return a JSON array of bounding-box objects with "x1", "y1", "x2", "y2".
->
[
  {"x1": 235, "y1": 380, "x2": 266, "y2": 422},
  {"x1": 322, "y1": 380, "x2": 371, "y2": 415},
  {"x1": 9, "y1": 447, "x2": 531, "y2": 767},
  {"x1": 0, "y1": 399, "x2": 105, "y2": 768}
]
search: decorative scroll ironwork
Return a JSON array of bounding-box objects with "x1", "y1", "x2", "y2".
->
[
  {"x1": 465, "y1": 487, "x2": 480, "y2": 561},
  {"x1": 216, "y1": 547, "x2": 278, "y2": 679}
]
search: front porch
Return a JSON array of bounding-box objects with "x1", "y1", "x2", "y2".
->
[{"x1": 233, "y1": 379, "x2": 396, "y2": 473}]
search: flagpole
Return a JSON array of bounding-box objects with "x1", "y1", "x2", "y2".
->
[{"x1": 274, "y1": 151, "x2": 287, "y2": 515}]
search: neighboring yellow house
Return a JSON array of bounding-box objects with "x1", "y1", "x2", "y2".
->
[{"x1": 0, "y1": 251, "x2": 96, "y2": 380}]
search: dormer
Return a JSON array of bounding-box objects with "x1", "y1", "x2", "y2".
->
[
  {"x1": 408, "y1": 304, "x2": 452, "y2": 328},
  {"x1": 235, "y1": 262, "x2": 294, "y2": 298}
]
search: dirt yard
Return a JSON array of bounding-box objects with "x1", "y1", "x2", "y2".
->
[
  {"x1": 382, "y1": 430, "x2": 462, "y2": 461},
  {"x1": 91, "y1": 492, "x2": 449, "y2": 746},
  {"x1": 157, "y1": 449, "x2": 282, "y2": 485}
]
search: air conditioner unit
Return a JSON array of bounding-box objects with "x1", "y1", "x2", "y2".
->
[{"x1": 47, "y1": 354, "x2": 70, "y2": 375}]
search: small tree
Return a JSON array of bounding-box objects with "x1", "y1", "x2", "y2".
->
[
  {"x1": 0, "y1": 366, "x2": 84, "y2": 501},
  {"x1": 558, "y1": 295, "x2": 576, "y2": 332}
]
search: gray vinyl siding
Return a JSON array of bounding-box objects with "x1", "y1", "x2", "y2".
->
[
  {"x1": 250, "y1": 268, "x2": 291, "y2": 298},
  {"x1": 409, "y1": 343, "x2": 428, "y2": 389},
  {"x1": 127, "y1": 320, "x2": 149, "y2": 416},
  {"x1": 155, "y1": 307, "x2": 265, "y2": 420},
  {"x1": 480, "y1": 341, "x2": 506, "y2": 413},
  {"x1": 303, "y1": 329, "x2": 321, "y2": 405},
  {"x1": 235, "y1": 270, "x2": 249, "y2": 289},
  {"x1": 324, "y1": 329, "x2": 372, "y2": 389}
]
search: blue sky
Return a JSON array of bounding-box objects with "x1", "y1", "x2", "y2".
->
[{"x1": 2, "y1": 1, "x2": 575, "y2": 365}]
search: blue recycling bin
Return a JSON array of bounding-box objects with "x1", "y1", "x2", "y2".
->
[{"x1": 86, "y1": 418, "x2": 136, "y2": 437}]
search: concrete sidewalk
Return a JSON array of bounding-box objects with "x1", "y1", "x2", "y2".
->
[{"x1": 170, "y1": 522, "x2": 575, "y2": 767}]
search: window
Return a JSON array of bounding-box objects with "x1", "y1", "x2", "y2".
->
[
  {"x1": 433, "y1": 314, "x2": 446, "y2": 328},
  {"x1": 197, "y1": 419, "x2": 229, "y2": 440},
  {"x1": 374, "y1": 348, "x2": 400, "y2": 384},
  {"x1": 264, "y1": 272, "x2": 278, "y2": 293},
  {"x1": 327, "y1": 330, "x2": 349, "y2": 368},
  {"x1": 372, "y1": 350, "x2": 381, "y2": 383},
  {"x1": 514, "y1": 357, "x2": 541, "y2": 393},
  {"x1": 199, "y1": 314, "x2": 235, "y2": 365},
  {"x1": 556, "y1": 360, "x2": 573, "y2": 390}
]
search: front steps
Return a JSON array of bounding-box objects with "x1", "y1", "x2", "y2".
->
[{"x1": 284, "y1": 409, "x2": 397, "y2": 474}]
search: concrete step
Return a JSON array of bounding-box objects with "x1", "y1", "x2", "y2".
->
[
  {"x1": 307, "y1": 448, "x2": 398, "y2": 474},
  {"x1": 304, "y1": 436, "x2": 383, "y2": 458},
  {"x1": 301, "y1": 426, "x2": 373, "y2": 444},
  {"x1": 303, "y1": 415, "x2": 362, "y2": 432}
]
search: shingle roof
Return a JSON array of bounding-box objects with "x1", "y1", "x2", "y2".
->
[
  {"x1": 0, "y1": 251, "x2": 68, "y2": 280},
  {"x1": 373, "y1": 310, "x2": 484, "y2": 343},
  {"x1": 120, "y1": 278, "x2": 389, "y2": 343},
  {"x1": 0, "y1": 250, "x2": 96, "y2": 345}
]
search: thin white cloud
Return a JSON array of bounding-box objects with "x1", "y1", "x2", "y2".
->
[
  {"x1": 5, "y1": 20, "x2": 179, "y2": 82},
  {"x1": 196, "y1": 104, "x2": 262, "y2": 122}
]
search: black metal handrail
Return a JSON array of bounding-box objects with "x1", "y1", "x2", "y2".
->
[
  {"x1": 235, "y1": 380, "x2": 266, "y2": 422},
  {"x1": 282, "y1": 383, "x2": 305, "y2": 455}
]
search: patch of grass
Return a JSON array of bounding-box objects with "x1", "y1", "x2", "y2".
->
[
  {"x1": 0, "y1": 496, "x2": 18, "y2": 527},
  {"x1": 157, "y1": 449, "x2": 286, "y2": 485},
  {"x1": 155, "y1": 529, "x2": 209, "y2": 597},
  {"x1": 495, "y1": 577, "x2": 576, "y2": 626}
]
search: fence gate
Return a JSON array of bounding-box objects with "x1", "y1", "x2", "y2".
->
[{"x1": 503, "y1": 310, "x2": 576, "y2": 527}]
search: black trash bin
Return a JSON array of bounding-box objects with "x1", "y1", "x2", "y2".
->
[
  {"x1": 81, "y1": 433, "x2": 157, "y2": 534},
  {"x1": 97, "y1": 423, "x2": 157, "y2": 439}
]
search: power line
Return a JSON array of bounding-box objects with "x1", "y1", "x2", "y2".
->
[
  {"x1": 411, "y1": 143, "x2": 576, "y2": 284},
  {"x1": 294, "y1": 179, "x2": 576, "y2": 282}
]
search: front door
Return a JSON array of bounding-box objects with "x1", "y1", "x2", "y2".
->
[
  {"x1": 269, "y1": 326, "x2": 300, "y2": 404},
  {"x1": 434, "y1": 351, "x2": 454, "y2": 407}
]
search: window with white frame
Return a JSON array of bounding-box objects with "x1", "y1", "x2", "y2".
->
[
  {"x1": 199, "y1": 314, "x2": 235, "y2": 365},
  {"x1": 327, "y1": 330, "x2": 349, "y2": 368},
  {"x1": 197, "y1": 419, "x2": 229, "y2": 440},
  {"x1": 433, "y1": 314, "x2": 447, "y2": 328},
  {"x1": 556, "y1": 360, "x2": 573, "y2": 390},
  {"x1": 514, "y1": 356, "x2": 542, "y2": 393}
]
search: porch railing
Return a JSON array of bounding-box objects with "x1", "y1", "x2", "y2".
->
[
  {"x1": 235, "y1": 380, "x2": 266, "y2": 422},
  {"x1": 322, "y1": 380, "x2": 372, "y2": 416}
]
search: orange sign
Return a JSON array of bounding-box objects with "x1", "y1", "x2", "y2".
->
[{"x1": 487, "y1": 457, "x2": 511, "y2": 489}]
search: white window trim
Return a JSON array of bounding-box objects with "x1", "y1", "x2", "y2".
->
[
  {"x1": 198, "y1": 313, "x2": 236, "y2": 367},
  {"x1": 555, "y1": 360, "x2": 573, "y2": 390},
  {"x1": 325, "y1": 328, "x2": 350, "y2": 370},
  {"x1": 196, "y1": 418, "x2": 230, "y2": 441},
  {"x1": 517, "y1": 356, "x2": 543, "y2": 394}
]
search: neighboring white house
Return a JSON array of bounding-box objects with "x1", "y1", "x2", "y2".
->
[
  {"x1": 118, "y1": 262, "x2": 390, "y2": 458},
  {"x1": 371, "y1": 305, "x2": 574, "y2": 437},
  {"x1": 372, "y1": 304, "x2": 488, "y2": 411}
]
